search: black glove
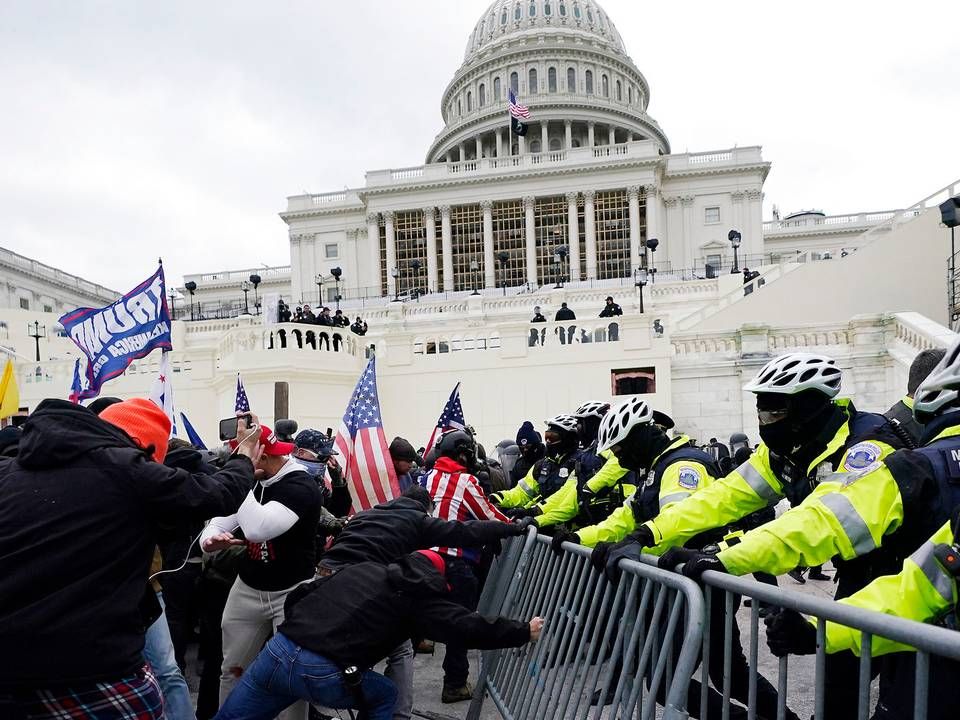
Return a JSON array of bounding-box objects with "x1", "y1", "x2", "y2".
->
[
  {"x1": 656, "y1": 546, "x2": 699, "y2": 571},
  {"x1": 590, "y1": 541, "x2": 614, "y2": 571},
  {"x1": 603, "y1": 537, "x2": 647, "y2": 582},
  {"x1": 680, "y1": 553, "x2": 727, "y2": 581},
  {"x1": 505, "y1": 507, "x2": 540, "y2": 520},
  {"x1": 764, "y1": 609, "x2": 817, "y2": 657},
  {"x1": 512, "y1": 517, "x2": 537, "y2": 534},
  {"x1": 632, "y1": 525, "x2": 655, "y2": 548},
  {"x1": 327, "y1": 462, "x2": 345, "y2": 488},
  {"x1": 551, "y1": 531, "x2": 580, "y2": 555}
]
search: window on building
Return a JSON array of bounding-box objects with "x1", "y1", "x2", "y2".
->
[
  {"x1": 502, "y1": 10, "x2": 508, "y2": 24},
  {"x1": 559, "y1": 1, "x2": 566, "y2": 16},
  {"x1": 528, "y1": 68, "x2": 538, "y2": 93},
  {"x1": 567, "y1": 67, "x2": 576, "y2": 91},
  {"x1": 530, "y1": 140, "x2": 541, "y2": 153},
  {"x1": 19, "y1": 298, "x2": 29, "y2": 310},
  {"x1": 510, "y1": 71, "x2": 519, "y2": 93},
  {"x1": 325, "y1": 243, "x2": 339, "y2": 258},
  {"x1": 534, "y1": 196, "x2": 570, "y2": 286},
  {"x1": 587, "y1": 7, "x2": 594, "y2": 22},
  {"x1": 574, "y1": 2, "x2": 581, "y2": 19},
  {"x1": 612, "y1": 367, "x2": 657, "y2": 395},
  {"x1": 601, "y1": 74, "x2": 609, "y2": 97},
  {"x1": 393, "y1": 210, "x2": 429, "y2": 297},
  {"x1": 585, "y1": 69, "x2": 593, "y2": 94},
  {"x1": 43, "y1": 304, "x2": 53, "y2": 313},
  {"x1": 457, "y1": 99, "x2": 462, "y2": 115},
  {"x1": 595, "y1": 189, "x2": 632, "y2": 280},
  {"x1": 529, "y1": 1, "x2": 536, "y2": 16},
  {"x1": 479, "y1": 83, "x2": 486, "y2": 106},
  {"x1": 548, "y1": 67, "x2": 557, "y2": 92},
  {"x1": 494, "y1": 76, "x2": 501, "y2": 101},
  {"x1": 466, "y1": 91, "x2": 472, "y2": 111},
  {"x1": 492, "y1": 199, "x2": 526, "y2": 287},
  {"x1": 616, "y1": 79, "x2": 622, "y2": 101},
  {"x1": 515, "y1": 3, "x2": 522, "y2": 20},
  {"x1": 704, "y1": 206, "x2": 720, "y2": 224},
  {"x1": 550, "y1": 138, "x2": 562, "y2": 151},
  {"x1": 544, "y1": 1, "x2": 552, "y2": 15},
  {"x1": 705, "y1": 253, "x2": 722, "y2": 276},
  {"x1": 628, "y1": 85, "x2": 633, "y2": 104},
  {"x1": 450, "y1": 205, "x2": 484, "y2": 292}
]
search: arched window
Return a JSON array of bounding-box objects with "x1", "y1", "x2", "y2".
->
[
  {"x1": 515, "y1": 3, "x2": 522, "y2": 20},
  {"x1": 544, "y1": 1, "x2": 552, "y2": 16},
  {"x1": 529, "y1": 1, "x2": 536, "y2": 17},
  {"x1": 574, "y1": 3, "x2": 581, "y2": 19},
  {"x1": 559, "y1": 1, "x2": 567, "y2": 16},
  {"x1": 628, "y1": 85, "x2": 633, "y2": 104},
  {"x1": 466, "y1": 91, "x2": 472, "y2": 111},
  {"x1": 510, "y1": 71, "x2": 519, "y2": 93},
  {"x1": 587, "y1": 7, "x2": 594, "y2": 22},
  {"x1": 567, "y1": 67, "x2": 576, "y2": 91},
  {"x1": 549, "y1": 138, "x2": 562, "y2": 151},
  {"x1": 479, "y1": 20, "x2": 485, "y2": 38},
  {"x1": 601, "y1": 74, "x2": 609, "y2": 97},
  {"x1": 501, "y1": 10, "x2": 508, "y2": 24},
  {"x1": 528, "y1": 68, "x2": 538, "y2": 94},
  {"x1": 494, "y1": 76, "x2": 502, "y2": 101},
  {"x1": 531, "y1": 140, "x2": 541, "y2": 153},
  {"x1": 585, "y1": 69, "x2": 593, "y2": 94},
  {"x1": 479, "y1": 83, "x2": 486, "y2": 107},
  {"x1": 457, "y1": 100, "x2": 462, "y2": 115},
  {"x1": 548, "y1": 67, "x2": 557, "y2": 92},
  {"x1": 616, "y1": 79, "x2": 622, "y2": 101}
]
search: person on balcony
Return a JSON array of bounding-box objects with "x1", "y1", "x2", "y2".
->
[{"x1": 554, "y1": 302, "x2": 576, "y2": 345}]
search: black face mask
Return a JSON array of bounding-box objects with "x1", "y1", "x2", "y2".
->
[
  {"x1": 757, "y1": 391, "x2": 834, "y2": 456},
  {"x1": 578, "y1": 417, "x2": 602, "y2": 447},
  {"x1": 546, "y1": 431, "x2": 578, "y2": 457},
  {"x1": 614, "y1": 423, "x2": 669, "y2": 473}
]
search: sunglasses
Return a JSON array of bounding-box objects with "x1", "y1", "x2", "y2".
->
[{"x1": 757, "y1": 409, "x2": 789, "y2": 426}]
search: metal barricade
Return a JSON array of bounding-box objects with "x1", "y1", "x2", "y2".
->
[{"x1": 467, "y1": 531, "x2": 704, "y2": 720}]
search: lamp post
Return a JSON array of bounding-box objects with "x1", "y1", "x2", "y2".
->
[
  {"x1": 469, "y1": 260, "x2": 480, "y2": 295},
  {"x1": 315, "y1": 273, "x2": 324, "y2": 306},
  {"x1": 728, "y1": 229, "x2": 742, "y2": 273},
  {"x1": 168, "y1": 289, "x2": 177, "y2": 320},
  {"x1": 553, "y1": 245, "x2": 568, "y2": 288},
  {"x1": 184, "y1": 281, "x2": 197, "y2": 321},
  {"x1": 249, "y1": 274, "x2": 261, "y2": 315},
  {"x1": 497, "y1": 251, "x2": 509, "y2": 295},
  {"x1": 409, "y1": 260, "x2": 422, "y2": 300},
  {"x1": 27, "y1": 321, "x2": 45, "y2": 361},
  {"x1": 391, "y1": 267, "x2": 400, "y2": 302},
  {"x1": 240, "y1": 281, "x2": 251, "y2": 315},
  {"x1": 634, "y1": 267, "x2": 648, "y2": 314},
  {"x1": 940, "y1": 196, "x2": 960, "y2": 326},
  {"x1": 330, "y1": 267, "x2": 343, "y2": 310},
  {"x1": 646, "y1": 237, "x2": 659, "y2": 283}
]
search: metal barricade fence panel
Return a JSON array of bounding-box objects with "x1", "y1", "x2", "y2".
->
[{"x1": 468, "y1": 531, "x2": 705, "y2": 720}]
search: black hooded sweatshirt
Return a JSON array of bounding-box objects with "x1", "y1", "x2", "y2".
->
[
  {"x1": 281, "y1": 553, "x2": 530, "y2": 669},
  {"x1": 320, "y1": 495, "x2": 521, "y2": 571},
  {"x1": 0, "y1": 399, "x2": 255, "y2": 688}
]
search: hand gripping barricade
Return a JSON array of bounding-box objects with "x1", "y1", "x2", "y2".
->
[
  {"x1": 470, "y1": 530, "x2": 960, "y2": 720},
  {"x1": 467, "y1": 529, "x2": 705, "y2": 720}
]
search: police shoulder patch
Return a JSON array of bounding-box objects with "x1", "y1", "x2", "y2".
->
[
  {"x1": 841, "y1": 441, "x2": 882, "y2": 472},
  {"x1": 839, "y1": 461, "x2": 883, "y2": 487},
  {"x1": 677, "y1": 466, "x2": 702, "y2": 490}
]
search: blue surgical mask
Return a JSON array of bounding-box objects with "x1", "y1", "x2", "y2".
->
[{"x1": 297, "y1": 458, "x2": 327, "y2": 480}]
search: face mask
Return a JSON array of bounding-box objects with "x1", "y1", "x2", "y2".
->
[
  {"x1": 613, "y1": 423, "x2": 661, "y2": 472},
  {"x1": 297, "y1": 458, "x2": 327, "y2": 480},
  {"x1": 758, "y1": 421, "x2": 801, "y2": 455},
  {"x1": 546, "y1": 432, "x2": 578, "y2": 457}
]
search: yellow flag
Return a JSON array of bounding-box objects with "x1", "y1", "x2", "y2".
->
[{"x1": 0, "y1": 359, "x2": 20, "y2": 419}]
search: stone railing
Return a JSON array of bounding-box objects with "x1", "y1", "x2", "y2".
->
[
  {"x1": 0, "y1": 246, "x2": 119, "y2": 302},
  {"x1": 284, "y1": 190, "x2": 362, "y2": 213},
  {"x1": 217, "y1": 323, "x2": 362, "y2": 358},
  {"x1": 888, "y1": 312, "x2": 956, "y2": 353},
  {"x1": 763, "y1": 211, "x2": 900, "y2": 234},
  {"x1": 185, "y1": 266, "x2": 290, "y2": 285},
  {"x1": 665, "y1": 147, "x2": 764, "y2": 173}
]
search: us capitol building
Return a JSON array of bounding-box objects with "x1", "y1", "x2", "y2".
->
[{"x1": 5, "y1": 0, "x2": 959, "y2": 448}]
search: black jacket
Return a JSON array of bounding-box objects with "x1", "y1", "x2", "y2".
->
[
  {"x1": 598, "y1": 303, "x2": 623, "y2": 318},
  {"x1": 320, "y1": 495, "x2": 520, "y2": 570},
  {"x1": 884, "y1": 398, "x2": 923, "y2": 448},
  {"x1": 0, "y1": 399, "x2": 254, "y2": 688},
  {"x1": 555, "y1": 307, "x2": 576, "y2": 321},
  {"x1": 281, "y1": 553, "x2": 530, "y2": 669}
]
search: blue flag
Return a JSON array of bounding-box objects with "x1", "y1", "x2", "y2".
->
[
  {"x1": 235, "y1": 373, "x2": 250, "y2": 412},
  {"x1": 179, "y1": 412, "x2": 208, "y2": 450},
  {"x1": 60, "y1": 266, "x2": 172, "y2": 401}
]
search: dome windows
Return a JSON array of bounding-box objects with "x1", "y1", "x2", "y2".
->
[
  {"x1": 628, "y1": 85, "x2": 633, "y2": 104},
  {"x1": 616, "y1": 79, "x2": 622, "y2": 101},
  {"x1": 587, "y1": 7, "x2": 594, "y2": 22},
  {"x1": 479, "y1": 83, "x2": 486, "y2": 107},
  {"x1": 601, "y1": 74, "x2": 609, "y2": 97},
  {"x1": 515, "y1": 3, "x2": 522, "y2": 21},
  {"x1": 574, "y1": 3, "x2": 581, "y2": 19},
  {"x1": 548, "y1": 67, "x2": 557, "y2": 93},
  {"x1": 585, "y1": 69, "x2": 593, "y2": 94},
  {"x1": 501, "y1": 10, "x2": 507, "y2": 25},
  {"x1": 510, "y1": 71, "x2": 519, "y2": 93},
  {"x1": 529, "y1": 1, "x2": 536, "y2": 17},
  {"x1": 467, "y1": 91, "x2": 472, "y2": 111},
  {"x1": 567, "y1": 67, "x2": 576, "y2": 91},
  {"x1": 494, "y1": 76, "x2": 502, "y2": 101},
  {"x1": 559, "y1": 1, "x2": 567, "y2": 17},
  {"x1": 528, "y1": 68, "x2": 538, "y2": 94},
  {"x1": 544, "y1": 1, "x2": 552, "y2": 16}
]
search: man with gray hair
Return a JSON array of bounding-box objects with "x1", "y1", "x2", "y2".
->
[{"x1": 885, "y1": 347, "x2": 947, "y2": 445}]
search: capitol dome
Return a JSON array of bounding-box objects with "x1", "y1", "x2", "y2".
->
[{"x1": 426, "y1": 0, "x2": 670, "y2": 163}]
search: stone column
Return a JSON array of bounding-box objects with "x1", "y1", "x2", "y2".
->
[
  {"x1": 423, "y1": 206, "x2": 438, "y2": 292},
  {"x1": 662, "y1": 196, "x2": 681, "y2": 270},
  {"x1": 523, "y1": 196, "x2": 537, "y2": 285},
  {"x1": 519, "y1": 134, "x2": 526, "y2": 156},
  {"x1": 289, "y1": 234, "x2": 303, "y2": 302},
  {"x1": 608, "y1": 125, "x2": 616, "y2": 145},
  {"x1": 540, "y1": 122, "x2": 548, "y2": 153},
  {"x1": 746, "y1": 189, "x2": 764, "y2": 261},
  {"x1": 458, "y1": 142, "x2": 466, "y2": 161},
  {"x1": 482, "y1": 200, "x2": 495, "y2": 288},
  {"x1": 680, "y1": 196, "x2": 695, "y2": 269},
  {"x1": 496, "y1": 129, "x2": 503, "y2": 158},
  {"x1": 366, "y1": 213, "x2": 381, "y2": 294},
  {"x1": 643, "y1": 184, "x2": 659, "y2": 267},
  {"x1": 566, "y1": 192, "x2": 581, "y2": 281},
  {"x1": 564, "y1": 120, "x2": 572, "y2": 150},
  {"x1": 587, "y1": 122, "x2": 595, "y2": 147},
  {"x1": 445, "y1": 151, "x2": 453, "y2": 163},
  {"x1": 475, "y1": 136, "x2": 483, "y2": 160},
  {"x1": 384, "y1": 211, "x2": 397, "y2": 298},
  {"x1": 440, "y1": 205, "x2": 454, "y2": 291},
  {"x1": 731, "y1": 190, "x2": 745, "y2": 241},
  {"x1": 584, "y1": 190, "x2": 597, "y2": 279},
  {"x1": 628, "y1": 185, "x2": 641, "y2": 274}
]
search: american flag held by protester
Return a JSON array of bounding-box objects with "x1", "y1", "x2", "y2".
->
[
  {"x1": 423, "y1": 382, "x2": 466, "y2": 457},
  {"x1": 234, "y1": 373, "x2": 250, "y2": 413}
]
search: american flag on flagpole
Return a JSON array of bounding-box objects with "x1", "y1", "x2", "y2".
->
[
  {"x1": 333, "y1": 357, "x2": 400, "y2": 512},
  {"x1": 235, "y1": 373, "x2": 250, "y2": 413},
  {"x1": 149, "y1": 350, "x2": 177, "y2": 437},
  {"x1": 424, "y1": 382, "x2": 466, "y2": 457},
  {"x1": 508, "y1": 88, "x2": 530, "y2": 119}
]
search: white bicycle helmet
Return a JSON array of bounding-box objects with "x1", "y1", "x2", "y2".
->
[
  {"x1": 596, "y1": 398, "x2": 655, "y2": 453},
  {"x1": 743, "y1": 353, "x2": 842, "y2": 398},
  {"x1": 573, "y1": 401, "x2": 611, "y2": 420},
  {"x1": 544, "y1": 414, "x2": 579, "y2": 434},
  {"x1": 912, "y1": 338, "x2": 960, "y2": 421}
]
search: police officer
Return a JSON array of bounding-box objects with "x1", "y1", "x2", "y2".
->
[
  {"x1": 490, "y1": 415, "x2": 582, "y2": 516},
  {"x1": 884, "y1": 346, "x2": 946, "y2": 446},
  {"x1": 532, "y1": 402, "x2": 633, "y2": 532},
  {"x1": 637, "y1": 352, "x2": 914, "y2": 718}
]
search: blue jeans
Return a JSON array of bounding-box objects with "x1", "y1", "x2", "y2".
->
[
  {"x1": 144, "y1": 592, "x2": 196, "y2": 720},
  {"x1": 214, "y1": 633, "x2": 397, "y2": 720}
]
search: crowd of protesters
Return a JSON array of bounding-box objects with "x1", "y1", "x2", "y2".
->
[
  {"x1": 3, "y1": 343, "x2": 960, "y2": 720},
  {"x1": 277, "y1": 299, "x2": 368, "y2": 337}
]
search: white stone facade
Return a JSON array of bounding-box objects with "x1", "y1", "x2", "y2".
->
[{"x1": 0, "y1": 245, "x2": 118, "y2": 316}]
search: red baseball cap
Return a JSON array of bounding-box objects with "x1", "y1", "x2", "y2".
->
[{"x1": 230, "y1": 425, "x2": 295, "y2": 456}]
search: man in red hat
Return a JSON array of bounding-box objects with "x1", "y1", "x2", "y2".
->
[{"x1": 201, "y1": 424, "x2": 323, "y2": 716}]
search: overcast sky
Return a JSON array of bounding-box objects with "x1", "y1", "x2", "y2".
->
[{"x1": 2, "y1": 0, "x2": 957, "y2": 293}]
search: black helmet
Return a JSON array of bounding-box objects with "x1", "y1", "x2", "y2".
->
[{"x1": 436, "y1": 429, "x2": 476, "y2": 465}]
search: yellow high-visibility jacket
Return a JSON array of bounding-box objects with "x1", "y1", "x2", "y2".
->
[
  {"x1": 535, "y1": 449, "x2": 632, "y2": 529},
  {"x1": 819, "y1": 520, "x2": 957, "y2": 656},
  {"x1": 578, "y1": 435, "x2": 716, "y2": 548}
]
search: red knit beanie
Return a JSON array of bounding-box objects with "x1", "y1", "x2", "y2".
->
[{"x1": 100, "y1": 398, "x2": 171, "y2": 463}]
